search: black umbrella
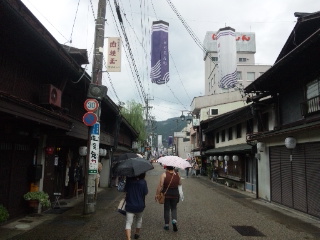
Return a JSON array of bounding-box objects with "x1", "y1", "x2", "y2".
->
[
  {"x1": 117, "y1": 153, "x2": 140, "y2": 161},
  {"x1": 113, "y1": 157, "x2": 154, "y2": 177}
]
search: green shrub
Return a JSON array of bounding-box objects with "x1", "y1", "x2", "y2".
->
[
  {"x1": 23, "y1": 191, "x2": 51, "y2": 207},
  {"x1": 0, "y1": 205, "x2": 9, "y2": 223}
]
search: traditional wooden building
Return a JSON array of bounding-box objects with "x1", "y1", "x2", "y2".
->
[{"x1": 0, "y1": 0, "x2": 138, "y2": 220}]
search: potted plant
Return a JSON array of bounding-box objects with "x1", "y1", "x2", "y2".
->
[
  {"x1": 23, "y1": 191, "x2": 51, "y2": 208},
  {"x1": 0, "y1": 205, "x2": 9, "y2": 223}
]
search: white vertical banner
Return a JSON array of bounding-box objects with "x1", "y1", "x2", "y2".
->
[
  {"x1": 217, "y1": 27, "x2": 237, "y2": 89},
  {"x1": 88, "y1": 123, "x2": 100, "y2": 174},
  {"x1": 107, "y1": 37, "x2": 121, "y2": 72}
]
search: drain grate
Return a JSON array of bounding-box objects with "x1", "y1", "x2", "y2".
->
[
  {"x1": 232, "y1": 226, "x2": 265, "y2": 236},
  {"x1": 18, "y1": 220, "x2": 33, "y2": 223}
]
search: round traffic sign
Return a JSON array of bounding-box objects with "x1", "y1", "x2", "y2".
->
[
  {"x1": 83, "y1": 112, "x2": 97, "y2": 126},
  {"x1": 84, "y1": 99, "x2": 99, "y2": 112}
]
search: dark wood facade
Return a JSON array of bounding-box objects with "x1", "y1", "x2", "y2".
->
[{"x1": 0, "y1": 0, "x2": 138, "y2": 220}]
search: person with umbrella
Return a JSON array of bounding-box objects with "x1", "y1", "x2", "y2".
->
[
  {"x1": 113, "y1": 154, "x2": 153, "y2": 240},
  {"x1": 155, "y1": 165, "x2": 182, "y2": 232},
  {"x1": 124, "y1": 172, "x2": 148, "y2": 240}
]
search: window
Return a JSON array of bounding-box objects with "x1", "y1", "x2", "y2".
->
[
  {"x1": 210, "y1": 109, "x2": 218, "y2": 115},
  {"x1": 216, "y1": 132, "x2": 220, "y2": 143},
  {"x1": 239, "y1": 58, "x2": 247, "y2": 62},
  {"x1": 221, "y1": 130, "x2": 225, "y2": 142},
  {"x1": 236, "y1": 123, "x2": 242, "y2": 138},
  {"x1": 246, "y1": 119, "x2": 254, "y2": 134},
  {"x1": 211, "y1": 57, "x2": 218, "y2": 62},
  {"x1": 237, "y1": 71, "x2": 242, "y2": 80},
  {"x1": 307, "y1": 79, "x2": 320, "y2": 99},
  {"x1": 247, "y1": 72, "x2": 255, "y2": 81},
  {"x1": 228, "y1": 127, "x2": 233, "y2": 140}
]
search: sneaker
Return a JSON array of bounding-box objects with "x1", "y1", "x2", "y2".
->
[
  {"x1": 163, "y1": 225, "x2": 169, "y2": 231},
  {"x1": 172, "y1": 220, "x2": 178, "y2": 232},
  {"x1": 134, "y1": 234, "x2": 140, "y2": 239}
]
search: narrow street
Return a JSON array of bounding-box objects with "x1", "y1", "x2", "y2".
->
[{"x1": 2, "y1": 163, "x2": 320, "y2": 240}]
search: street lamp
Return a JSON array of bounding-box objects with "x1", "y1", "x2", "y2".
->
[{"x1": 180, "y1": 110, "x2": 193, "y2": 124}]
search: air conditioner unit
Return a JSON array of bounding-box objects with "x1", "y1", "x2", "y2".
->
[{"x1": 39, "y1": 84, "x2": 62, "y2": 108}]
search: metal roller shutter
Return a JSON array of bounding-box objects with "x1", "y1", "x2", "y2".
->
[
  {"x1": 305, "y1": 143, "x2": 320, "y2": 217},
  {"x1": 270, "y1": 142, "x2": 320, "y2": 218}
]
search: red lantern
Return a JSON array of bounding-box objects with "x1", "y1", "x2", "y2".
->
[{"x1": 45, "y1": 147, "x2": 54, "y2": 155}]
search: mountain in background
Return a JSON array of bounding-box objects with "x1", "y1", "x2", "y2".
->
[{"x1": 153, "y1": 117, "x2": 188, "y2": 148}]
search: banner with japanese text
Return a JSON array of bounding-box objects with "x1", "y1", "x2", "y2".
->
[
  {"x1": 107, "y1": 37, "x2": 121, "y2": 72},
  {"x1": 88, "y1": 123, "x2": 100, "y2": 174},
  {"x1": 150, "y1": 20, "x2": 169, "y2": 84}
]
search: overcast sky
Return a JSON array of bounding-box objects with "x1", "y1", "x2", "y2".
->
[{"x1": 22, "y1": 0, "x2": 319, "y2": 121}]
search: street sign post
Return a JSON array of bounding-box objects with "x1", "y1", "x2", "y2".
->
[
  {"x1": 83, "y1": 112, "x2": 97, "y2": 126},
  {"x1": 84, "y1": 99, "x2": 99, "y2": 112}
]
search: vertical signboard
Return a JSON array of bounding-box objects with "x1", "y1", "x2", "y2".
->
[
  {"x1": 107, "y1": 37, "x2": 122, "y2": 72},
  {"x1": 88, "y1": 123, "x2": 100, "y2": 174}
]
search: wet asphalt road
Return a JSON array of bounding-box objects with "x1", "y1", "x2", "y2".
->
[{"x1": 2, "y1": 163, "x2": 320, "y2": 240}]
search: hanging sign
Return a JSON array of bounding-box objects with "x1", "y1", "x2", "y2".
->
[
  {"x1": 88, "y1": 123, "x2": 100, "y2": 174},
  {"x1": 107, "y1": 37, "x2": 122, "y2": 72},
  {"x1": 84, "y1": 99, "x2": 99, "y2": 112},
  {"x1": 83, "y1": 112, "x2": 97, "y2": 126}
]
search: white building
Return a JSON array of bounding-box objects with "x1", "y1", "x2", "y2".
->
[
  {"x1": 191, "y1": 28, "x2": 271, "y2": 123},
  {"x1": 203, "y1": 30, "x2": 271, "y2": 96}
]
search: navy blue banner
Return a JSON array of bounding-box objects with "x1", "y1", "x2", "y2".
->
[{"x1": 150, "y1": 20, "x2": 169, "y2": 85}]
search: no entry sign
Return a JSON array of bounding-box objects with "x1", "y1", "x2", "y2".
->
[
  {"x1": 83, "y1": 112, "x2": 97, "y2": 126},
  {"x1": 84, "y1": 99, "x2": 99, "y2": 112}
]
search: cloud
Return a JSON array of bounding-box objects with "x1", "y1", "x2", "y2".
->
[{"x1": 22, "y1": 0, "x2": 319, "y2": 121}]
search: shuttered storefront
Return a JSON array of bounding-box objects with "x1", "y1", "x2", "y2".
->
[{"x1": 270, "y1": 142, "x2": 320, "y2": 218}]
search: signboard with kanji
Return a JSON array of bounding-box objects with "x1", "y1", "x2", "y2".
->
[
  {"x1": 88, "y1": 123, "x2": 100, "y2": 174},
  {"x1": 107, "y1": 37, "x2": 122, "y2": 72}
]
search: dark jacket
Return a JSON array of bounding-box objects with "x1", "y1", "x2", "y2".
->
[{"x1": 125, "y1": 178, "x2": 148, "y2": 213}]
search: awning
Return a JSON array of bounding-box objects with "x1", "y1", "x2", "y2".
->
[{"x1": 205, "y1": 143, "x2": 252, "y2": 155}]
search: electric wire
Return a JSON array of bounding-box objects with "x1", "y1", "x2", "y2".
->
[
  {"x1": 113, "y1": 0, "x2": 148, "y2": 104},
  {"x1": 110, "y1": 0, "x2": 145, "y2": 105},
  {"x1": 68, "y1": 0, "x2": 81, "y2": 44}
]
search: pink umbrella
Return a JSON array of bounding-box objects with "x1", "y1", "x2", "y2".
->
[{"x1": 157, "y1": 156, "x2": 192, "y2": 169}]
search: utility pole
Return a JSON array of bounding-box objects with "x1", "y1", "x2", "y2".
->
[{"x1": 84, "y1": 0, "x2": 107, "y2": 215}]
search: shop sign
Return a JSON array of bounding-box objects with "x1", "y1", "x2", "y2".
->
[
  {"x1": 193, "y1": 151, "x2": 201, "y2": 156},
  {"x1": 88, "y1": 123, "x2": 100, "y2": 174}
]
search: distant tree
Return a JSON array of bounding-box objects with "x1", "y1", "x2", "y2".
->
[{"x1": 120, "y1": 100, "x2": 146, "y2": 142}]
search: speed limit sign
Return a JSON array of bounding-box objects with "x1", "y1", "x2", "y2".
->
[{"x1": 84, "y1": 99, "x2": 99, "y2": 112}]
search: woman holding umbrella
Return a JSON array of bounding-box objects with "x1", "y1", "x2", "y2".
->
[
  {"x1": 125, "y1": 172, "x2": 148, "y2": 240},
  {"x1": 155, "y1": 166, "x2": 182, "y2": 232}
]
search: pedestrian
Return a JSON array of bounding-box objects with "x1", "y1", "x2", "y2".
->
[
  {"x1": 155, "y1": 166, "x2": 182, "y2": 232},
  {"x1": 124, "y1": 173, "x2": 148, "y2": 240},
  {"x1": 185, "y1": 167, "x2": 190, "y2": 178},
  {"x1": 194, "y1": 162, "x2": 200, "y2": 177}
]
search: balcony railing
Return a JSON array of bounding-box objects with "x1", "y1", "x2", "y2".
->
[{"x1": 301, "y1": 95, "x2": 320, "y2": 116}]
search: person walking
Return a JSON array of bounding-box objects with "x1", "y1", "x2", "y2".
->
[
  {"x1": 155, "y1": 166, "x2": 182, "y2": 232},
  {"x1": 124, "y1": 173, "x2": 148, "y2": 240},
  {"x1": 185, "y1": 167, "x2": 190, "y2": 178}
]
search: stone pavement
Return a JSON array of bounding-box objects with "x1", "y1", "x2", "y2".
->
[{"x1": 1, "y1": 163, "x2": 320, "y2": 240}]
